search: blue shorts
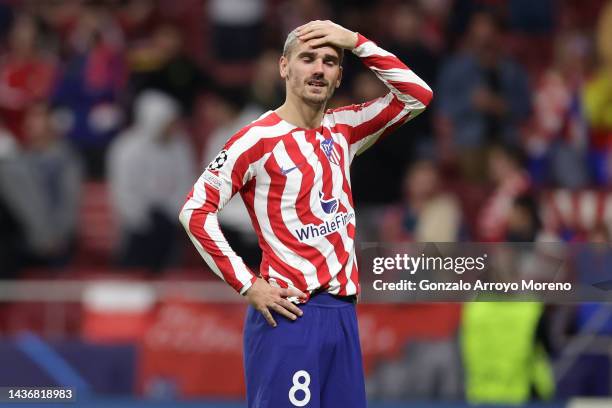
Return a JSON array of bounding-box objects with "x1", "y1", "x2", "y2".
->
[{"x1": 243, "y1": 293, "x2": 366, "y2": 408}]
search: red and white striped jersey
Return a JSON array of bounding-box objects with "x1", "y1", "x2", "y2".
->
[{"x1": 180, "y1": 34, "x2": 433, "y2": 299}]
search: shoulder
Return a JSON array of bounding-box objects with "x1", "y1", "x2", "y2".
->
[{"x1": 224, "y1": 111, "x2": 286, "y2": 150}]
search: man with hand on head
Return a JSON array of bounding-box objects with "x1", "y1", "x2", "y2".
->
[{"x1": 180, "y1": 20, "x2": 432, "y2": 407}]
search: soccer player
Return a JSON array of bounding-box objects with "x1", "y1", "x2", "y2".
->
[{"x1": 179, "y1": 20, "x2": 432, "y2": 407}]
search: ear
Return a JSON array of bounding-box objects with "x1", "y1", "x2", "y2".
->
[
  {"x1": 335, "y1": 66, "x2": 343, "y2": 89},
  {"x1": 279, "y1": 55, "x2": 289, "y2": 79}
]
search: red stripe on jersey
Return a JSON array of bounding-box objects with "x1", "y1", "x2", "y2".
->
[
  {"x1": 328, "y1": 98, "x2": 379, "y2": 114},
  {"x1": 188, "y1": 205, "x2": 243, "y2": 291},
  {"x1": 230, "y1": 135, "x2": 285, "y2": 196},
  {"x1": 350, "y1": 95, "x2": 405, "y2": 144},
  {"x1": 201, "y1": 183, "x2": 221, "y2": 213},
  {"x1": 388, "y1": 80, "x2": 433, "y2": 106}
]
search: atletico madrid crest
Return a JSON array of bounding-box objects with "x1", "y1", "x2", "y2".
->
[{"x1": 320, "y1": 138, "x2": 340, "y2": 165}]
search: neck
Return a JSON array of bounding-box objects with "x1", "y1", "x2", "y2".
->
[{"x1": 275, "y1": 93, "x2": 326, "y2": 129}]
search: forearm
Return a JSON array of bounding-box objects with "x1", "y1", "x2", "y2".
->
[
  {"x1": 179, "y1": 186, "x2": 257, "y2": 294},
  {"x1": 352, "y1": 34, "x2": 433, "y2": 109}
]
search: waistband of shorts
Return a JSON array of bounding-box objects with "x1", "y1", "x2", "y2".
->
[{"x1": 305, "y1": 290, "x2": 357, "y2": 307}]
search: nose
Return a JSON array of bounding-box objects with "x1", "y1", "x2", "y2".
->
[{"x1": 312, "y1": 59, "x2": 324, "y2": 75}]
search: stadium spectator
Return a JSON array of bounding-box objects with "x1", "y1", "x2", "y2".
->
[
  {"x1": 127, "y1": 23, "x2": 208, "y2": 115},
  {"x1": 208, "y1": 0, "x2": 266, "y2": 62},
  {"x1": 385, "y1": 1, "x2": 439, "y2": 158},
  {"x1": 379, "y1": 160, "x2": 462, "y2": 243},
  {"x1": 107, "y1": 91, "x2": 195, "y2": 272},
  {"x1": 0, "y1": 124, "x2": 25, "y2": 277},
  {"x1": 0, "y1": 13, "x2": 57, "y2": 144},
  {"x1": 248, "y1": 49, "x2": 285, "y2": 111},
  {"x1": 51, "y1": 4, "x2": 125, "y2": 179},
  {"x1": 583, "y1": 0, "x2": 612, "y2": 185},
  {"x1": 462, "y1": 301, "x2": 554, "y2": 404},
  {"x1": 0, "y1": 121, "x2": 56, "y2": 276},
  {"x1": 526, "y1": 30, "x2": 591, "y2": 188},
  {"x1": 116, "y1": 0, "x2": 161, "y2": 44},
  {"x1": 477, "y1": 145, "x2": 531, "y2": 241},
  {"x1": 506, "y1": 194, "x2": 543, "y2": 242},
  {"x1": 436, "y1": 10, "x2": 531, "y2": 180},
  {"x1": 21, "y1": 102, "x2": 82, "y2": 266}
]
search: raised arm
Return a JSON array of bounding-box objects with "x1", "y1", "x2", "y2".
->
[{"x1": 298, "y1": 20, "x2": 433, "y2": 157}]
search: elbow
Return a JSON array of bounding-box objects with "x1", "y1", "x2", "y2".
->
[
  {"x1": 396, "y1": 84, "x2": 433, "y2": 109},
  {"x1": 421, "y1": 87, "x2": 434, "y2": 107},
  {"x1": 178, "y1": 206, "x2": 190, "y2": 230}
]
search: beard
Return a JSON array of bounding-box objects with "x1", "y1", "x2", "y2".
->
[
  {"x1": 302, "y1": 85, "x2": 336, "y2": 105},
  {"x1": 288, "y1": 70, "x2": 336, "y2": 106}
]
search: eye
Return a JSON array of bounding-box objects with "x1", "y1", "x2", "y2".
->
[
  {"x1": 302, "y1": 56, "x2": 313, "y2": 62},
  {"x1": 325, "y1": 60, "x2": 336, "y2": 66}
]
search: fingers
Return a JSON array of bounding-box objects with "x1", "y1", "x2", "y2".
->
[
  {"x1": 257, "y1": 298, "x2": 304, "y2": 327},
  {"x1": 306, "y1": 37, "x2": 328, "y2": 48},
  {"x1": 279, "y1": 298, "x2": 303, "y2": 317},
  {"x1": 270, "y1": 302, "x2": 298, "y2": 321},
  {"x1": 296, "y1": 20, "x2": 326, "y2": 33},
  {"x1": 296, "y1": 21, "x2": 331, "y2": 40},
  {"x1": 259, "y1": 307, "x2": 277, "y2": 327},
  {"x1": 298, "y1": 29, "x2": 326, "y2": 42},
  {"x1": 280, "y1": 286, "x2": 307, "y2": 299}
]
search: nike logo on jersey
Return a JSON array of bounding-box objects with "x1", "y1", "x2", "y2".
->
[
  {"x1": 280, "y1": 166, "x2": 298, "y2": 175},
  {"x1": 280, "y1": 162, "x2": 304, "y2": 175}
]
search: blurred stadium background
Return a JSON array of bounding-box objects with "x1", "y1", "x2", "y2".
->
[{"x1": 1, "y1": 0, "x2": 612, "y2": 407}]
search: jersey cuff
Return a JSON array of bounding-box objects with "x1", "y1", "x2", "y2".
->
[
  {"x1": 352, "y1": 33, "x2": 370, "y2": 53},
  {"x1": 239, "y1": 275, "x2": 258, "y2": 295}
]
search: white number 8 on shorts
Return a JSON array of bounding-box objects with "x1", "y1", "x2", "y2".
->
[{"x1": 289, "y1": 370, "x2": 311, "y2": 406}]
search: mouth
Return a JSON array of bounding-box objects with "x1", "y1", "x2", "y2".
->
[{"x1": 306, "y1": 79, "x2": 327, "y2": 88}]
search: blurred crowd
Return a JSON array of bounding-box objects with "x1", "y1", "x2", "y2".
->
[
  {"x1": 0, "y1": 0, "x2": 609, "y2": 274},
  {"x1": 0, "y1": 0, "x2": 612, "y2": 403}
]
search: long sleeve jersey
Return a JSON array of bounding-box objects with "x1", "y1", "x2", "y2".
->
[{"x1": 179, "y1": 34, "x2": 433, "y2": 298}]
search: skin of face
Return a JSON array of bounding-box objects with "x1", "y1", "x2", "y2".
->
[{"x1": 279, "y1": 41, "x2": 343, "y2": 107}]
